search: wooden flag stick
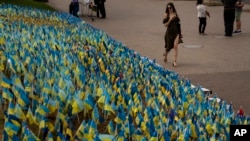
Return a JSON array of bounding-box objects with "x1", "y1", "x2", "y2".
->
[{"x1": 77, "y1": 113, "x2": 80, "y2": 124}]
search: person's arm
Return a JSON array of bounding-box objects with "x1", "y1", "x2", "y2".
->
[
  {"x1": 203, "y1": 5, "x2": 210, "y2": 18},
  {"x1": 177, "y1": 16, "x2": 183, "y2": 38},
  {"x1": 163, "y1": 13, "x2": 170, "y2": 27},
  {"x1": 206, "y1": 10, "x2": 210, "y2": 18}
]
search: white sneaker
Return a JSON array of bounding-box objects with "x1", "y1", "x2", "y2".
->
[{"x1": 234, "y1": 30, "x2": 242, "y2": 33}]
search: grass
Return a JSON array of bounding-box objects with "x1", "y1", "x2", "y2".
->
[{"x1": 0, "y1": 0, "x2": 57, "y2": 11}]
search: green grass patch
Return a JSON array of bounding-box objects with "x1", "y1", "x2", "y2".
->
[{"x1": 0, "y1": 0, "x2": 57, "y2": 11}]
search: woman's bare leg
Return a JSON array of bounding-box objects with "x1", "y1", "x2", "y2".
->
[
  {"x1": 173, "y1": 35, "x2": 179, "y2": 67},
  {"x1": 163, "y1": 52, "x2": 168, "y2": 63}
]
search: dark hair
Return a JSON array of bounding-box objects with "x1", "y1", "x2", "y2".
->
[
  {"x1": 197, "y1": 0, "x2": 203, "y2": 5},
  {"x1": 165, "y1": 2, "x2": 177, "y2": 15}
]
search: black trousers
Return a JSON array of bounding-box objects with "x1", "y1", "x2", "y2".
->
[
  {"x1": 199, "y1": 17, "x2": 207, "y2": 34},
  {"x1": 69, "y1": 2, "x2": 79, "y2": 17},
  {"x1": 224, "y1": 9, "x2": 235, "y2": 36},
  {"x1": 94, "y1": 0, "x2": 106, "y2": 18},
  {"x1": 94, "y1": 0, "x2": 100, "y2": 17},
  {"x1": 99, "y1": 1, "x2": 106, "y2": 18}
]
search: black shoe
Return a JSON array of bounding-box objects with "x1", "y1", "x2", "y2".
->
[
  {"x1": 234, "y1": 30, "x2": 241, "y2": 33},
  {"x1": 224, "y1": 34, "x2": 232, "y2": 37}
]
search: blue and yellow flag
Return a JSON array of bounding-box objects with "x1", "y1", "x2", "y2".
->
[
  {"x1": 1, "y1": 75, "x2": 11, "y2": 89},
  {"x1": 39, "y1": 116, "x2": 47, "y2": 129},
  {"x1": 47, "y1": 98, "x2": 57, "y2": 113},
  {"x1": 26, "y1": 107, "x2": 35, "y2": 124},
  {"x1": 2, "y1": 88, "x2": 14, "y2": 102},
  {"x1": 107, "y1": 121, "x2": 114, "y2": 135},
  {"x1": 72, "y1": 98, "x2": 84, "y2": 115},
  {"x1": 14, "y1": 103, "x2": 26, "y2": 120},
  {"x1": 4, "y1": 120, "x2": 20, "y2": 136},
  {"x1": 92, "y1": 104, "x2": 100, "y2": 122},
  {"x1": 75, "y1": 120, "x2": 86, "y2": 139},
  {"x1": 35, "y1": 104, "x2": 49, "y2": 116},
  {"x1": 17, "y1": 87, "x2": 30, "y2": 107},
  {"x1": 7, "y1": 102, "x2": 15, "y2": 116},
  {"x1": 84, "y1": 94, "x2": 94, "y2": 111},
  {"x1": 104, "y1": 98, "x2": 115, "y2": 114},
  {"x1": 114, "y1": 107, "x2": 126, "y2": 124},
  {"x1": 47, "y1": 132, "x2": 54, "y2": 141}
]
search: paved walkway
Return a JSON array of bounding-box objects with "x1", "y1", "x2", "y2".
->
[{"x1": 48, "y1": 0, "x2": 250, "y2": 115}]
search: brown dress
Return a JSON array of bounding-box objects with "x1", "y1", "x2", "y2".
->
[{"x1": 163, "y1": 16, "x2": 180, "y2": 52}]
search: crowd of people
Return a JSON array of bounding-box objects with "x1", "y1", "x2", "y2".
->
[
  {"x1": 69, "y1": 0, "x2": 106, "y2": 19},
  {"x1": 162, "y1": 0, "x2": 245, "y2": 66}
]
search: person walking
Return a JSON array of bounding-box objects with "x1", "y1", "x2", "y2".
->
[
  {"x1": 196, "y1": 0, "x2": 210, "y2": 35},
  {"x1": 99, "y1": 0, "x2": 106, "y2": 18},
  {"x1": 234, "y1": 0, "x2": 244, "y2": 33},
  {"x1": 94, "y1": 0, "x2": 106, "y2": 18},
  {"x1": 237, "y1": 105, "x2": 244, "y2": 117},
  {"x1": 221, "y1": 0, "x2": 237, "y2": 37},
  {"x1": 163, "y1": 2, "x2": 181, "y2": 67},
  {"x1": 69, "y1": 0, "x2": 80, "y2": 17}
]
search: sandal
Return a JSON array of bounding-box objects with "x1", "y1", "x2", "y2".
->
[
  {"x1": 163, "y1": 53, "x2": 167, "y2": 63},
  {"x1": 164, "y1": 57, "x2": 167, "y2": 63},
  {"x1": 173, "y1": 61, "x2": 177, "y2": 67}
]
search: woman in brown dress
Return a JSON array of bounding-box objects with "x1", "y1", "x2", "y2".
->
[{"x1": 163, "y1": 2, "x2": 181, "y2": 67}]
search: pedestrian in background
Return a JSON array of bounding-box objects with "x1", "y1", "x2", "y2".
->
[
  {"x1": 237, "y1": 105, "x2": 244, "y2": 117},
  {"x1": 221, "y1": 0, "x2": 237, "y2": 37},
  {"x1": 94, "y1": 0, "x2": 106, "y2": 18},
  {"x1": 234, "y1": 0, "x2": 244, "y2": 33},
  {"x1": 69, "y1": 0, "x2": 80, "y2": 17},
  {"x1": 99, "y1": 0, "x2": 106, "y2": 19},
  {"x1": 94, "y1": 0, "x2": 100, "y2": 18},
  {"x1": 196, "y1": 0, "x2": 210, "y2": 35}
]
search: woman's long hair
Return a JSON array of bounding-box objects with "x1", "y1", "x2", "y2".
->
[
  {"x1": 165, "y1": 2, "x2": 177, "y2": 15},
  {"x1": 197, "y1": 0, "x2": 203, "y2": 5}
]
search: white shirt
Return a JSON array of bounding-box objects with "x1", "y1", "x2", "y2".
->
[{"x1": 197, "y1": 4, "x2": 207, "y2": 18}]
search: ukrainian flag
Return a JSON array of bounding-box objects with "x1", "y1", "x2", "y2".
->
[
  {"x1": 14, "y1": 103, "x2": 26, "y2": 120},
  {"x1": 1, "y1": 75, "x2": 11, "y2": 89},
  {"x1": 17, "y1": 87, "x2": 30, "y2": 107},
  {"x1": 2, "y1": 88, "x2": 14, "y2": 102},
  {"x1": 72, "y1": 98, "x2": 84, "y2": 115},
  {"x1": 4, "y1": 120, "x2": 20, "y2": 136}
]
